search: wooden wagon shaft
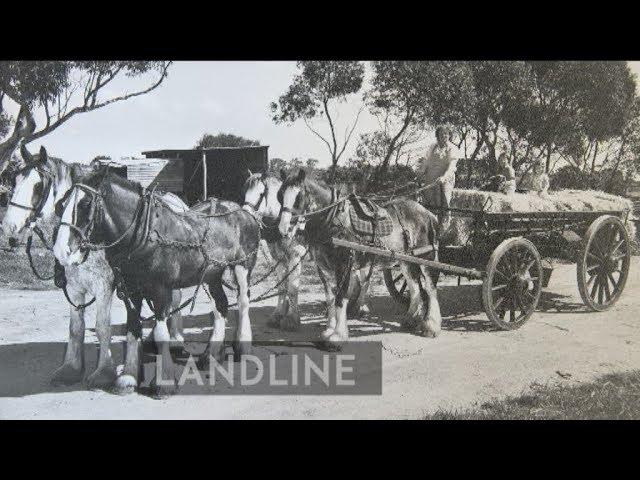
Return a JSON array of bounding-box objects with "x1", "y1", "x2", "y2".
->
[{"x1": 331, "y1": 237, "x2": 484, "y2": 280}]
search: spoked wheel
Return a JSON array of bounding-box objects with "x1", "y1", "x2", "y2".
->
[
  {"x1": 482, "y1": 237, "x2": 542, "y2": 331},
  {"x1": 383, "y1": 261, "x2": 440, "y2": 312},
  {"x1": 384, "y1": 265, "x2": 410, "y2": 310},
  {"x1": 577, "y1": 215, "x2": 630, "y2": 311}
]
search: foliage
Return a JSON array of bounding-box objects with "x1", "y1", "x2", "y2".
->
[
  {"x1": 0, "y1": 61, "x2": 172, "y2": 176},
  {"x1": 271, "y1": 61, "x2": 365, "y2": 178},
  {"x1": 195, "y1": 132, "x2": 260, "y2": 148}
]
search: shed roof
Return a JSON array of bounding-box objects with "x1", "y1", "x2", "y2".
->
[{"x1": 141, "y1": 146, "x2": 269, "y2": 161}]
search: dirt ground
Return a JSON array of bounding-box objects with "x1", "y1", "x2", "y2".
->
[{"x1": 1, "y1": 257, "x2": 639, "y2": 419}]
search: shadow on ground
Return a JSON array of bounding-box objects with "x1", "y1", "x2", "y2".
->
[{"x1": 0, "y1": 285, "x2": 585, "y2": 398}]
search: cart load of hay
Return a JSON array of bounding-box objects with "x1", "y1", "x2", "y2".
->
[{"x1": 440, "y1": 189, "x2": 636, "y2": 246}]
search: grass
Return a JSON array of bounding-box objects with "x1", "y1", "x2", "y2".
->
[{"x1": 426, "y1": 370, "x2": 640, "y2": 420}]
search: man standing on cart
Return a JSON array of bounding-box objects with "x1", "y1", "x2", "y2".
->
[{"x1": 417, "y1": 125, "x2": 460, "y2": 236}]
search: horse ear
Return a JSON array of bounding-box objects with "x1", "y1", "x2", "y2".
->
[
  {"x1": 280, "y1": 168, "x2": 287, "y2": 181},
  {"x1": 20, "y1": 142, "x2": 34, "y2": 166},
  {"x1": 247, "y1": 168, "x2": 253, "y2": 177},
  {"x1": 38, "y1": 146, "x2": 48, "y2": 166},
  {"x1": 297, "y1": 169, "x2": 306, "y2": 182}
]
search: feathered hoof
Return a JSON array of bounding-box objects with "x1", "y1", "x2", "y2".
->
[
  {"x1": 419, "y1": 318, "x2": 441, "y2": 338},
  {"x1": 51, "y1": 363, "x2": 84, "y2": 386},
  {"x1": 86, "y1": 361, "x2": 118, "y2": 389},
  {"x1": 113, "y1": 374, "x2": 138, "y2": 396},
  {"x1": 318, "y1": 331, "x2": 347, "y2": 352},
  {"x1": 320, "y1": 327, "x2": 335, "y2": 340},
  {"x1": 280, "y1": 312, "x2": 301, "y2": 331}
]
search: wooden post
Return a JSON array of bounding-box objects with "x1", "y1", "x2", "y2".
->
[{"x1": 202, "y1": 150, "x2": 207, "y2": 201}]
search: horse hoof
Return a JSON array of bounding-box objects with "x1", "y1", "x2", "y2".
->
[
  {"x1": 233, "y1": 341, "x2": 252, "y2": 362},
  {"x1": 86, "y1": 362, "x2": 118, "y2": 389},
  {"x1": 420, "y1": 319, "x2": 441, "y2": 338},
  {"x1": 319, "y1": 332, "x2": 347, "y2": 351},
  {"x1": 113, "y1": 374, "x2": 138, "y2": 395},
  {"x1": 281, "y1": 313, "x2": 300, "y2": 331},
  {"x1": 51, "y1": 363, "x2": 84, "y2": 386},
  {"x1": 320, "y1": 327, "x2": 335, "y2": 340}
]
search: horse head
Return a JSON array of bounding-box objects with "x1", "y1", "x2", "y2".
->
[
  {"x1": 277, "y1": 168, "x2": 309, "y2": 237},
  {"x1": 243, "y1": 171, "x2": 281, "y2": 219},
  {"x1": 2, "y1": 145, "x2": 57, "y2": 237},
  {"x1": 53, "y1": 170, "x2": 144, "y2": 266}
]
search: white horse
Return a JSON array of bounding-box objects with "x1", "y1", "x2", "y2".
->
[
  {"x1": 243, "y1": 171, "x2": 371, "y2": 329},
  {"x1": 2, "y1": 145, "x2": 186, "y2": 391},
  {"x1": 243, "y1": 172, "x2": 308, "y2": 330}
]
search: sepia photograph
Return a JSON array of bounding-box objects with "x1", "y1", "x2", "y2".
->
[{"x1": 1, "y1": 59, "x2": 639, "y2": 420}]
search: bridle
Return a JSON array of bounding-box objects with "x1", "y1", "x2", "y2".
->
[
  {"x1": 58, "y1": 182, "x2": 146, "y2": 261},
  {"x1": 8, "y1": 166, "x2": 54, "y2": 232},
  {"x1": 243, "y1": 175, "x2": 269, "y2": 212}
]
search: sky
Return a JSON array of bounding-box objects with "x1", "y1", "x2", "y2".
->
[
  {"x1": 4, "y1": 61, "x2": 640, "y2": 167},
  {"x1": 4, "y1": 61, "x2": 382, "y2": 167}
]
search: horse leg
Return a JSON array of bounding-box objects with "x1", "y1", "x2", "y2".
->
[
  {"x1": 168, "y1": 289, "x2": 185, "y2": 351},
  {"x1": 149, "y1": 290, "x2": 179, "y2": 396},
  {"x1": 281, "y1": 245, "x2": 305, "y2": 331},
  {"x1": 51, "y1": 286, "x2": 86, "y2": 386},
  {"x1": 323, "y1": 257, "x2": 352, "y2": 349},
  {"x1": 232, "y1": 264, "x2": 253, "y2": 359},
  {"x1": 114, "y1": 294, "x2": 143, "y2": 395},
  {"x1": 399, "y1": 262, "x2": 424, "y2": 331},
  {"x1": 419, "y1": 265, "x2": 442, "y2": 338},
  {"x1": 86, "y1": 284, "x2": 117, "y2": 389},
  {"x1": 347, "y1": 267, "x2": 372, "y2": 318},
  {"x1": 199, "y1": 275, "x2": 229, "y2": 367},
  {"x1": 317, "y1": 261, "x2": 337, "y2": 340},
  {"x1": 268, "y1": 254, "x2": 287, "y2": 328}
]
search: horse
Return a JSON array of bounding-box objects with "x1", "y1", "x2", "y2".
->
[
  {"x1": 242, "y1": 171, "x2": 308, "y2": 330},
  {"x1": 243, "y1": 171, "x2": 375, "y2": 328},
  {"x1": 1, "y1": 145, "x2": 188, "y2": 391},
  {"x1": 53, "y1": 169, "x2": 261, "y2": 395},
  {"x1": 277, "y1": 169, "x2": 442, "y2": 349}
]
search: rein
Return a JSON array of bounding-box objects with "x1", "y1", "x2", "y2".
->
[{"x1": 60, "y1": 182, "x2": 147, "y2": 254}]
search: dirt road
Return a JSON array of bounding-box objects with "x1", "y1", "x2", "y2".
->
[{"x1": 1, "y1": 259, "x2": 639, "y2": 419}]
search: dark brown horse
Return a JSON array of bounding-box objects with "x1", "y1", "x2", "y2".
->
[
  {"x1": 277, "y1": 169, "x2": 442, "y2": 349},
  {"x1": 53, "y1": 169, "x2": 261, "y2": 395}
]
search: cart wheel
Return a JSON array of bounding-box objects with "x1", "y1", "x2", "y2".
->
[
  {"x1": 577, "y1": 215, "x2": 630, "y2": 311},
  {"x1": 383, "y1": 263, "x2": 440, "y2": 311},
  {"x1": 383, "y1": 266, "x2": 410, "y2": 310},
  {"x1": 482, "y1": 237, "x2": 542, "y2": 330}
]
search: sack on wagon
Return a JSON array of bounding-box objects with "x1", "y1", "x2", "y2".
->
[{"x1": 441, "y1": 189, "x2": 636, "y2": 246}]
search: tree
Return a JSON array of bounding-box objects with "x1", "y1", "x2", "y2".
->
[
  {"x1": 195, "y1": 132, "x2": 260, "y2": 148},
  {"x1": 305, "y1": 158, "x2": 319, "y2": 171},
  {"x1": 270, "y1": 61, "x2": 365, "y2": 182},
  {"x1": 0, "y1": 60, "x2": 172, "y2": 176}
]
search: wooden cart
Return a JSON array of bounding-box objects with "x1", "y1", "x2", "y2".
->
[{"x1": 335, "y1": 207, "x2": 632, "y2": 331}]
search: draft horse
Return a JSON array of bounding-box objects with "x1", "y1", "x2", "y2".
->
[
  {"x1": 277, "y1": 169, "x2": 442, "y2": 349},
  {"x1": 243, "y1": 171, "x2": 374, "y2": 327},
  {"x1": 2, "y1": 145, "x2": 189, "y2": 390},
  {"x1": 53, "y1": 170, "x2": 260, "y2": 395}
]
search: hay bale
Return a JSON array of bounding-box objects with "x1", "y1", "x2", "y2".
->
[{"x1": 441, "y1": 189, "x2": 636, "y2": 246}]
